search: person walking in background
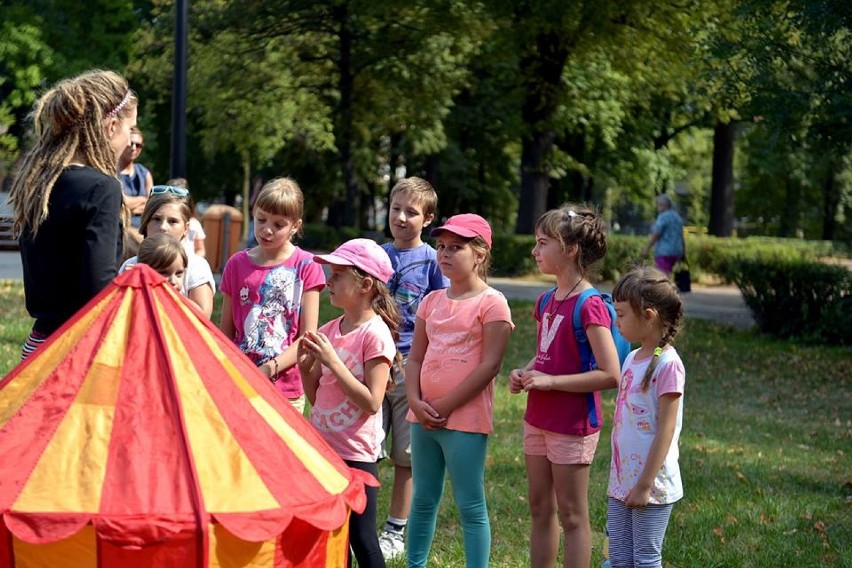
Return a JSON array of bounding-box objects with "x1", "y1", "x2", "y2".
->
[
  {"x1": 219, "y1": 178, "x2": 325, "y2": 414},
  {"x1": 641, "y1": 194, "x2": 684, "y2": 275},
  {"x1": 509, "y1": 205, "x2": 621, "y2": 568},
  {"x1": 377, "y1": 177, "x2": 448, "y2": 561},
  {"x1": 608, "y1": 267, "x2": 685, "y2": 568},
  {"x1": 8, "y1": 69, "x2": 137, "y2": 359},
  {"x1": 166, "y1": 177, "x2": 206, "y2": 258},
  {"x1": 299, "y1": 239, "x2": 400, "y2": 568},
  {"x1": 118, "y1": 126, "x2": 153, "y2": 228},
  {"x1": 121, "y1": 187, "x2": 216, "y2": 317},
  {"x1": 406, "y1": 214, "x2": 514, "y2": 568}
]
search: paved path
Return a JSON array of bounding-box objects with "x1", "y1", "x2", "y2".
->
[{"x1": 0, "y1": 251, "x2": 754, "y2": 328}]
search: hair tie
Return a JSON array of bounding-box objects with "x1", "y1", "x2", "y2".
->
[
  {"x1": 106, "y1": 91, "x2": 132, "y2": 118},
  {"x1": 654, "y1": 346, "x2": 663, "y2": 357},
  {"x1": 567, "y1": 210, "x2": 578, "y2": 218}
]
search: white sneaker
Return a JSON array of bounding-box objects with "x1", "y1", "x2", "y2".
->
[{"x1": 378, "y1": 529, "x2": 405, "y2": 560}]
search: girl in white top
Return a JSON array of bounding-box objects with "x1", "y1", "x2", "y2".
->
[
  {"x1": 608, "y1": 266, "x2": 686, "y2": 568},
  {"x1": 120, "y1": 186, "x2": 215, "y2": 317}
]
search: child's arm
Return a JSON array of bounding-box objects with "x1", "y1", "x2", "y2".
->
[
  {"x1": 298, "y1": 339, "x2": 320, "y2": 405},
  {"x1": 302, "y1": 330, "x2": 388, "y2": 413},
  {"x1": 405, "y1": 317, "x2": 446, "y2": 429},
  {"x1": 219, "y1": 293, "x2": 236, "y2": 339},
  {"x1": 188, "y1": 282, "x2": 214, "y2": 318},
  {"x1": 265, "y1": 288, "x2": 321, "y2": 376},
  {"x1": 194, "y1": 237, "x2": 206, "y2": 258},
  {"x1": 430, "y1": 320, "x2": 513, "y2": 419},
  {"x1": 521, "y1": 324, "x2": 620, "y2": 392},
  {"x1": 625, "y1": 393, "x2": 681, "y2": 508}
]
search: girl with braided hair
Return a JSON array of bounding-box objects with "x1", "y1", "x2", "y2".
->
[
  {"x1": 9, "y1": 69, "x2": 137, "y2": 358},
  {"x1": 608, "y1": 266, "x2": 685, "y2": 568}
]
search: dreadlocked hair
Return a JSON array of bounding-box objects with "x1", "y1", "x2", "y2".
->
[
  {"x1": 347, "y1": 266, "x2": 403, "y2": 390},
  {"x1": 8, "y1": 70, "x2": 136, "y2": 237},
  {"x1": 535, "y1": 203, "x2": 608, "y2": 276},
  {"x1": 612, "y1": 266, "x2": 684, "y2": 392}
]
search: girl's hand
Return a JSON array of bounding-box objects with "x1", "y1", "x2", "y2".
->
[
  {"x1": 301, "y1": 330, "x2": 340, "y2": 368},
  {"x1": 509, "y1": 368, "x2": 525, "y2": 394},
  {"x1": 520, "y1": 370, "x2": 554, "y2": 391},
  {"x1": 625, "y1": 484, "x2": 652, "y2": 508},
  {"x1": 411, "y1": 399, "x2": 447, "y2": 430},
  {"x1": 297, "y1": 338, "x2": 315, "y2": 371}
]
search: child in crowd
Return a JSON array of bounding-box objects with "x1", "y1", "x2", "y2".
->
[
  {"x1": 406, "y1": 214, "x2": 514, "y2": 568},
  {"x1": 120, "y1": 186, "x2": 216, "y2": 317},
  {"x1": 166, "y1": 177, "x2": 206, "y2": 258},
  {"x1": 378, "y1": 177, "x2": 448, "y2": 560},
  {"x1": 509, "y1": 205, "x2": 620, "y2": 568},
  {"x1": 607, "y1": 267, "x2": 685, "y2": 568},
  {"x1": 219, "y1": 177, "x2": 325, "y2": 414},
  {"x1": 137, "y1": 233, "x2": 187, "y2": 292},
  {"x1": 298, "y1": 238, "x2": 400, "y2": 568}
]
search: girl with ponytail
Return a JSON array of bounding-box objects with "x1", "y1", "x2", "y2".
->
[
  {"x1": 299, "y1": 238, "x2": 400, "y2": 568},
  {"x1": 608, "y1": 266, "x2": 686, "y2": 568},
  {"x1": 9, "y1": 69, "x2": 137, "y2": 358}
]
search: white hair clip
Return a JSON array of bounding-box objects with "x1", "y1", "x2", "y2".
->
[{"x1": 567, "y1": 210, "x2": 578, "y2": 218}]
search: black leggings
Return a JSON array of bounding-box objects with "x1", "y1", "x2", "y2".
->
[{"x1": 345, "y1": 460, "x2": 386, "y2": 568}]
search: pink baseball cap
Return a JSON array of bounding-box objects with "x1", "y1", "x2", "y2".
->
[
  {"x1": 314, "y1": 238, "x2": 394, "y2": 282},
  {"x1": 430, "y1": 213, "x2": 492, "y2": 248}
]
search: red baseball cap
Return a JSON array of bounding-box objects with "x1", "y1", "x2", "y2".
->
[
  {"x1": 313, "y1": 238, "x2": 394, "y2": 282},
  {"x1": 430, "y1": 213, "x2": 492, "y2": 248}
]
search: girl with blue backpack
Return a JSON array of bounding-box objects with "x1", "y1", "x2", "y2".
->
[{"x1": 509, "y1": 205, "x2": 624, "y2": 568}]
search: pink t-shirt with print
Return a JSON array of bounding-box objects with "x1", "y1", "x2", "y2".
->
[
  {"x1": 406, "y1": 287, "x2": 514, "y2": 434},
  {"x1": 310, "y1": 315, "x2": 396, "y2": 462},
  {"x1": 220, "y1": 247, "x2": 326, "y2": 398}
]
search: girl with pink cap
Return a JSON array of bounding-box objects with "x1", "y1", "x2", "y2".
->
[
  {"x1": 299, "y1": 238, "x2": 401, "y2": 568},
  {"x1": 405, "y1": 214, "x2": 515, "y2": 568}
]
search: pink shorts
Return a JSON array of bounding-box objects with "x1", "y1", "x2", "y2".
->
[{"x1": 523, "y1": 422, "x2": 600, "y2": 465}]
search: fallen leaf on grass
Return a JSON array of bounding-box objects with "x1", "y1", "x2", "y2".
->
[
  {"x1": 712, "y1": 527, "x2": 725, "y2": 543},
  {"x1": 759, "y1": 513, "x2": 772, "y2": 524},
  {"x1": 725, "y1": 514, "x2": 739, "y2": 524},
  {"x1": 735, "y1": 471, "x2": 749, "y2": 483}
]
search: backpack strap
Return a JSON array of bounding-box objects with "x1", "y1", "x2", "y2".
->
[
  {"x1": 572, "y1": 288, "x2": 603, "y2": 428},
  {"x1": 536, "y1": 287, "x2": 557, "y2": 320}
]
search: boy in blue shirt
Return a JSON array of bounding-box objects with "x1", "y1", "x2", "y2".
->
[{"x1": 379, "y1": 177, "x2": 448, "y2": 560}]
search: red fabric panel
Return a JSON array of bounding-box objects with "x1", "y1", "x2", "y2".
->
[
  {"x1": 0, "y1": 517, "x2": 14, "y2": 567},
  {"x1": 4, "y1": 513, "x2": 88, "y2": 544},
  {"x1": 273, "y1": 518, "x2": 332, "y2": 567},
  {"x1": 0, "y1": 291, "x2": 124, "y2": 510},
  {"x1": 98, "y1": 287, "x2": 198, "y2": 519},
  {"x1": 98, "y1": 527, "x2": 198, "y2": 568}
]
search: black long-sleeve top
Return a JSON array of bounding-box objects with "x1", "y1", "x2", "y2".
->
[{"x1": 19, "y1": 165, "x2": 123, "y2": 335}]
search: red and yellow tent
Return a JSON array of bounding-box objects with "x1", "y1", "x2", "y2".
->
[{"x1": 0, "y1": 266, "x2": 376, "y2": 567}]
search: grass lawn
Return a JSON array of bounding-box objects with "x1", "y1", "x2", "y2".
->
[{"x1": 0, "y1": 283, "x2": 849, "y2": 567}]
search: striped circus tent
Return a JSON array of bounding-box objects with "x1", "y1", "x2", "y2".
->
[{"x1": 0, "y1": 266, "x2": 376, "y2": 567}]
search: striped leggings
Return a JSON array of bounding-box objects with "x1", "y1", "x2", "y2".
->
[
  {"x1": 21, "y1": 330, "x2": 48, "y2": 360},
  {"x1": 606, "y1": 497, "x2": 674, "y2": 568}
]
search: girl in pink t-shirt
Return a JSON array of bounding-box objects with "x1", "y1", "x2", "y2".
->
[
  {"x1": 405, "y1": 214, "x2": 514, "y2": 568},
  {"x1": 509, "y1": 205, "x2": 621, "y2": 568},
  {"x1": 219, "y1": 178, "x2": 325, "y2": 414},
  {"x1": 608, "y1": 267, "x2": 685, "y2": 568},
  {"x1": 298, "y1": 238, "x2": 400, "y2": 568}
]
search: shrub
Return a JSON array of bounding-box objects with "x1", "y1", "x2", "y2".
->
[{"x1": 730, "y1": 258, "x2": 851, "y2": 344}]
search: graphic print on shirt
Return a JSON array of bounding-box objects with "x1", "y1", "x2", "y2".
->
[
  {"x1": 423, "y1": 329, "x2": 471, "y2": 382},
  {"x1": 387, "y1": 259, "x2": 431, "y2": 311},
  {"x1": 610, "y1": 367, "x2": 634, "y2": 483},
  {"x1": 241, "y1": 266, "x2": 302, "y2": 363},
  {"x1": 311, "y1": 345, "x2": 365, "y2": 432},
  {"x1": 538, "y1": 313, "x2": 565, "y2": 353}
]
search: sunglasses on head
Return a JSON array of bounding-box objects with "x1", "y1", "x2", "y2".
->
[{"x1": 151, "y1": 185, "x2": 189, "y2": 197}]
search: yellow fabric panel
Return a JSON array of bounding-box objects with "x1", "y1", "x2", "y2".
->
[
  {"x1": 208, "y1": 524, "x2": 275, "y2": 568},
  {"x1": 325, "y1": 522, "x2": 348, "y2": 568},
  {"x1": 165, "y1": 298, "x2": 348, "y2": 496},
  {"x1": 13, "y1": 297, "x2": 131, "y2": 512},
  {"x1": 12, "y1": 524, "x2": 97, "y2": 568},
  {"x1": 250, "y1": 400, "x2": 348, "y2": 495},
  {"x1": 154, "y1": 301, "x2": 279, "y2": 512},
  {"x1": 0, "y1": 292, "x2": 114, "y2": 428}
]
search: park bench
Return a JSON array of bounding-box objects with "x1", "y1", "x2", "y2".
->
[{"x1": 0, "y1": 217, "x2": 18, "y2": 251}]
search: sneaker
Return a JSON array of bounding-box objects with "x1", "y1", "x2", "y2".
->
[{"x1": 378, "y1": 529, "x2": 405, "y2": 560}]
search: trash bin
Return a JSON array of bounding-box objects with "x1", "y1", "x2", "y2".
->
[{"x1": 202, "y1": 205, "x2": 244, "y2": 273}]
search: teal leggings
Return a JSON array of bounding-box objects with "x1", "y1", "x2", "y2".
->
[{"x1": 407, "y1": 423, "x2": 490, "y2": 568}]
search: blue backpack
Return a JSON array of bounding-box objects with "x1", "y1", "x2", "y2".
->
[{"x1": 536, "y1": 287, "x2": 632, "y2": 427}]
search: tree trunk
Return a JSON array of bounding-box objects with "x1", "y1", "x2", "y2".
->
[
  {"x1": 709, "y1": 121, "x2": 735, "y2": 236},
  {"x1": 515, "y1": 30, "x2": 570, "y2": 234},
  {"x1": 822, "y1": 162, "x2": 839, "y2": 241},
  {"x1": 779, "y1": 177, "x2": 801, "y2": 237},
  {"x1": 334, "y1": 2, "x2": 359, "y2": 228}
]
